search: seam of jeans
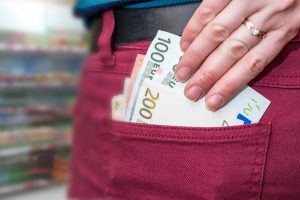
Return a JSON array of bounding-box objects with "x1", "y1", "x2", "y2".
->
[
  {"x1": 246, "y1": 129, "x2": 270, "y2": 200},
  {"x1": 115, "y1": 42, "x2": 150, "y2": 50},
  {"x1": 112, "y1": 120, "x2": 270, "y2": 131},
  {"x1": 111, "y1": 131, "x2": 269, "y2": 142},
  {"x1": 266, "y1": 75, "x2": 300, "y2": 78},
  {"x1": 85, "y1": 68, "x2": 131, "y2": 75},
  {"x1": 258, "y1": 125, "x2": 271, "y2": 200},
  {"x1": 109, "y1": 119, "x2": 271, "y2": 142},
  {"x1": 249, "y1": 143, "x2": 260, "y2": 199},
  {"x1": 253, "y1": 82, "x2": 300, "y2": 88}
]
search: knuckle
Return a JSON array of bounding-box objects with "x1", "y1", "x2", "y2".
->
[
  {"x1": 199, "y1": 69, "x2": 217, "y2": 85},
  {"x1": 186, "y1": 48, "x2": 203, "y2": 66},
  {"x1": 247, "y1": 54, "x2": 266, "y2": 75},
  {"x1": 185, "y1": 25, "x2": 200, "y2": 39},
  {"x1": 205, "y1": 23, "x2": 230, "y2": 42},
  {"x1": 196, "y1": 7, "x2": 215, "y2": 23},
  {"x1": 281, "y1": 29, "x2": 295, "y2": 42},
  {"x1": 219, "y1": 81, "x2": 235, "y2": 95},
  {"x1": 276, "y1": 28, "x2": 297, "y2": 44},
  {"x1": 224, "y1": 39, "x2": 249, "y2": 59},
  {"x1": 275, "y1": 0, "x2": 295, "y2": 12}
]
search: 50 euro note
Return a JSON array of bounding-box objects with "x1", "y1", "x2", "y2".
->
[
  {"x1": 126, "y1": 54, "x2": 145, "y2": 110},
  {"x1": 112, "y1": 54, "x2": 145, "y2": 121},
  {"x1": 112, "y1": 78, "x2": 130, "y2": 121}
]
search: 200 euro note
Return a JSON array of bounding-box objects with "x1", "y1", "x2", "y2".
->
[{"x1": 131, "y1": 79, "x2": 270, "y2": 127}]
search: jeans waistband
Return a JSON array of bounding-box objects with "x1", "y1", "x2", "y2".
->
[{"x1": 93, "y1": 10, "x2": 300, "y2": 89}]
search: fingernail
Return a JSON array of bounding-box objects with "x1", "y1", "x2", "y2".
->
[
  {"x1": 175, "y1": 67, "x2": 192, "y2": 82},
  {"x1": 185, "y1": 86, "x2": 204, "y2": 101},
  {"x1": 206, "y1": 94, "x2": 224, "y2": 111},
  {"x1": 181, "y1": 42, "x2": 190, "y2": 51}
]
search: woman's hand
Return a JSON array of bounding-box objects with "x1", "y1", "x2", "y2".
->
[{"x1": 175, "y1": 0, "x2": 300, "y2": 110}]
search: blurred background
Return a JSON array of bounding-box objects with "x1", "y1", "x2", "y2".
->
[{"x1": 0, "y1": 0, "x2": 88, "y2": 199}]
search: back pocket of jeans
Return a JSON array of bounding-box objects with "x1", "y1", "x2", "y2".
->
[{"x1": 107, "y1": 120, "x2": 271, "y2": 200}]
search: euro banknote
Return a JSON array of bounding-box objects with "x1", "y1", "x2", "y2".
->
[
  {"x1": 116, "y1": 31, "x2": 270, "y2": 126},
  {"x1": 126, "y1": 31, "x2": 184, "y2": 121},
  {"x1": 130, "y1": 79, "x2": 270, "y2": 127}
]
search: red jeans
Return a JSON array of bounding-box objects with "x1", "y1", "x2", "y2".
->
[{"x1": 69, "y1": 11, "x2": 300, "y2": 200}]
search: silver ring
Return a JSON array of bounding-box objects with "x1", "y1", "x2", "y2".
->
[{"x1": 243, "y1": 19, "x2": 266, "y2": 39}]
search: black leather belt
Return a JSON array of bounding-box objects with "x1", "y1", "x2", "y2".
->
[{"x1": 90, "y1": 3, "x2": 200, "y2": 52}]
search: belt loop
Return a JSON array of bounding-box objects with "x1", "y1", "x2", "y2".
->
[{"x1": 98, "y1": 10, "x2": 115, "y2": 65}]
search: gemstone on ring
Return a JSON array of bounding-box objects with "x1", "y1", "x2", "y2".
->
[{"x1": 243, "y1": 19, "x2": 266, "y2": 39}]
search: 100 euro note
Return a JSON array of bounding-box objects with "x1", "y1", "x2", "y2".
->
[
  {"x1": 126, "y1": 31, "x2": 184, "y2": 121},
  {"x1": 126, "y1": 30, "x2": 271, "y2": 127}
]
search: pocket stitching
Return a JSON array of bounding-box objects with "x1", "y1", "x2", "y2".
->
[
  {"x1": 249, "y1": 127, "x2": 271, "y2": 200},
  {"x1": 253, "y1": 81, "x2": 300, "y2": 88},
  {"x1": 112, "y1": 120, "x2": 270, "y2": 132},
  {"x1": 86, "y1": 69, "x2": 131, "y2": 75},
  {"x1": 111, "y1": 130, "x2": 269, "y2": 142},
  {"x1": 108, "y1": 121, "x2": 272, "y2": 199},
  {"x1": 111, "y1": 121, "x2": 271, "y2": 142}
]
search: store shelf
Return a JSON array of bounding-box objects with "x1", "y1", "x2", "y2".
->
[
  {"x1": 0, "y1": 106, "x2": 71, "y2": 115},
  {"x1": 0, "y1": 179, "x2": 52, "y2": 196},
  {"x1": 1, "y1": 183, "x2": 67, "y2": 200},
  {"x1": 0, "y1": 127, "x2": 72, "y2": 146},
  {"x1": 0, "y1": 74, "x2": 79, "y2": 83},
  {"x1": 0, "y1": 179, "x2": 66, "y2": 197},
  {"x1": 0, "y1": 0, "x2": 86, "y2": 196},
  {"x1": 0, "y1": 142, "x2": 71, "y2": 158},
  {"x1": 0, "y1": 83, "x2": 77, "y2": 95},
  {"x1": 0, "y1": 82, "x2": 77, "y2": 89},
  {"x1": 0, "y1": 117, "x2": 71, "y2": 127},
  {"x1": 3, "y1": 185, "x2": 67, "y2": 200},
  {"x1": 0, "y1": 43, "x2": 87, "y2": 56}
]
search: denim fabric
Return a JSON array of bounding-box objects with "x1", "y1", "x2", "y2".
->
[{"x1": 69, "y1": 10, "x2": 300, "y2": 200}]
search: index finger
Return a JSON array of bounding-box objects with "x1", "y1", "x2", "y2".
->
[{"x1": 180, "y1": 0, "x2": 231, "y2": 50}]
